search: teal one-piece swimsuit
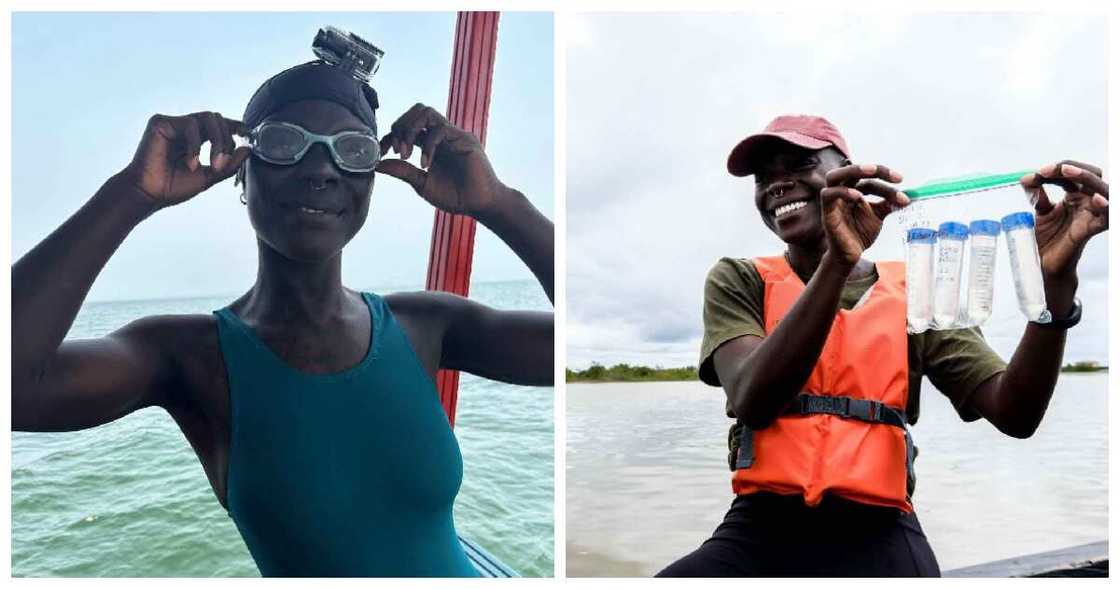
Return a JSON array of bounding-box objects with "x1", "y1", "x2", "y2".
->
[{"x1": 213, "y1": 292, "x2": 479, "y2": 577}]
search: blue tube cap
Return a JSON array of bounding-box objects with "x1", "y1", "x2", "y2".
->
[
  {"x1": 938, "y1": 221, "x2": 970, "y2": 239},
  {"x1": 1001, "y1": 211, "x2": 1036, "y2": 231},
  {"x1": 969, "y1": 219, "x2": 1001, "y2": 236},
  {"x1": 906, "y1": 227, "x2": 937, "y2": 244}
]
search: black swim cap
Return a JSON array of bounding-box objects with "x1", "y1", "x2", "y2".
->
[{"x1": 242, "y1": 60, "x2": 379, "y2": 132}]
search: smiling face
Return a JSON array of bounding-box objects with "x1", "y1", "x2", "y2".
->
[
  {"x1": 243, "y1": 99, "x2": 376, "y2": 263},
  {"x1": 751, "y1": 140, "x2": 847, "y2": 248}
]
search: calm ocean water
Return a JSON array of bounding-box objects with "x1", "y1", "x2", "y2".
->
[
  {"x1": 567, "y1": 376, "x2": 1108, "y2": 577},
  {"x1": 11, "y1": 280, "x2": 554, "y2": 577}
]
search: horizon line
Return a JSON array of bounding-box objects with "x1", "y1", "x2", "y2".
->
[{"x1": 83, "y1": 277, "x2": 537, "y2": 306}]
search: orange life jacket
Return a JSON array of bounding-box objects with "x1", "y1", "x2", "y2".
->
[{"x1": 730, "y1": 255, "x2": 916, "y2": 513}]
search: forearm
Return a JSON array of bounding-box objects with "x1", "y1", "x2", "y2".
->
[
  {"x1": 12, "y1": 174, "x2": 154, "y2": 387},
  {"x1": 476, "y1": 187, "x2": 554, "y2": 303},
  {"x1": 727, "y1": 253, "x2": 850, "y2": 428},
  {"x1": 989, "y1": 276, "x2": 1077, "y2": 437}
]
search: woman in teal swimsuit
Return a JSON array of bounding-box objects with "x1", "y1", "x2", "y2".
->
[{"x1": 11, "y1": 54, "x2": 553, "y2": 576}]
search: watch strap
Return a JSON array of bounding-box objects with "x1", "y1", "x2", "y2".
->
[{"x1": 1036, "y1": 297, "x2": 1082, "y2": 330}]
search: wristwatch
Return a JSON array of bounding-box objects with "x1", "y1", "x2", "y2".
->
[{"x1": 1036, "y1": 297, "x2": 1082, "y2": 330}]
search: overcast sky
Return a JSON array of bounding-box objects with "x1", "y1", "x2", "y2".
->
[
  {"x1": 567, "y1": 12, "x2": 1107, "y2": 369},
  {"x1": 12, "y1": 12, "x2": 553, "y2": 302}
]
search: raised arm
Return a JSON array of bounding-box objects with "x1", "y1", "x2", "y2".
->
[
  {"x1": 714, "y1": 164, "x2": 908, "y2": 428},
  {"x1": 473, "y1": 187, "x2": 554, "y2": 303},
  {"x1": 967, "y1": 161, "x2": 1108, "y2": 438},
  {"x1": 376, "y1": 103, "x2": 554, "y2": 303},
  {"x1": 376, "y1": 104, "x2": 554, "y2": 385},
  {"x1": 12, "y1": 112, "x2": 248, "y2": 430}
]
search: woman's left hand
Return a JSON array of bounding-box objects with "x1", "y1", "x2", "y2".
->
[
  {"x1": 1022, "y1": 160, "x2": 1109, "y2": 284},
  {"x1": 375, "y1": 103, "x2": 510, "y2": 220}
]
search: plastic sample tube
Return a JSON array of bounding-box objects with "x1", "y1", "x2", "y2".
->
[
  {"x1": 906, "y1": 227, "x2": 937, "y2": 333},
  {"x1": 965, "y1": 220, "x2": 1000, "y2": 326},
  {"x1": 1002, "y1": 212, "x2": 1051, "y2": 323},
  {"x1": 933, "y1": 222, "x2": 969, "y2": 328}
]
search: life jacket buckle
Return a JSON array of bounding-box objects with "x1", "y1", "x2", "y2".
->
[
  {"x1": 736, "y1": 423, "x2": 756, "y2": 469},
  {"x1": 801, "y1": 395, "x2": 848, "y2": 416},
  {"x1": 868, "y1": 401, "x2": 882, "y2": 421}
]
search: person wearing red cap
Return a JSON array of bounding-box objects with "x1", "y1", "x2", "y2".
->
[{"x1": 656, "y1": 115, "x2": 1109, "y2": 577}]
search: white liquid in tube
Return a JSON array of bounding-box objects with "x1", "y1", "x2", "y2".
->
[
  {"x1": 965, "y1": 220, "x2": 1000, "y2": 326},
  {"x1": 933, "y1": 222, "x2": 969, "y2": 328},
  {"x1": 906, "y1": 228, "x2": 936, "y2": 333},
  {"x1": 1002, "y1": 212, "x2": 1051, "y2": 323}
]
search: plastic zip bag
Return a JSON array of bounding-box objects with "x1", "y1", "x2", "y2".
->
[{"x1": 898, "y1": 171, "x2": 1051, "y2": 333}]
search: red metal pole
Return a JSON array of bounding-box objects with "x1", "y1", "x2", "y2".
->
[{"x1": 427, "y1": 12, "x2": 500, "y2": 427}]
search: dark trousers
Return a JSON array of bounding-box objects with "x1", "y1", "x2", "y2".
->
[{"x1": 656, "y1": 493, "x2": 941, "y2": 577}]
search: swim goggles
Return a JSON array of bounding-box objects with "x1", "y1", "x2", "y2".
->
[{"x1": 248, "y1": 121, "x2": 380, "y2": 172}]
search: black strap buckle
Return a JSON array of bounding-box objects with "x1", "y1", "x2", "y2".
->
[
  {"x1": 791, "y1": 394, "x2": 904, "y2": 427},
  {"x1": 847, "y1": 398, "x2": 881, "y2": 421},
  {"x1": 736, "y1": 423, "x2": 755, "y2": 469},
  {"x1": 800, "y1": 394, "x2": 848, "y2": 416}
]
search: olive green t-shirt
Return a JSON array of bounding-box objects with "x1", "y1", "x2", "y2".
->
[{"x1": 700, "y1": 257, "x2": 1008, "y2": 424}]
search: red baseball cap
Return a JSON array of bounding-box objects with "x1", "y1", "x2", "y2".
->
[{"x1": 727, "y1": 115, "x2": 851, "y2": 177}]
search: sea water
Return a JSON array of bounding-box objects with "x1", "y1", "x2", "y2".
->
[{"x1": 11, "y1": 280, "x2": 554, "y2": 577}]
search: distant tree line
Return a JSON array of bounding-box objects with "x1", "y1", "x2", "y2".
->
[
  {"x1": 1060, "y1": 361, "x2": 1108, "y2": 373},
  {"x1": 566, "y1": 360, "x2": 1105, "y2": 382},
  {"x1": 566, "y1": 363, "x2": 699, "y2": 383}
]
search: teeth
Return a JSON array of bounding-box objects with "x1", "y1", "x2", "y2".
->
[
  {"x1": 299, "y1": 206, "x2": 326, "y2": 214},
  {"x1": 775, "y1": 200, "x2": 809, "y2": 218}
]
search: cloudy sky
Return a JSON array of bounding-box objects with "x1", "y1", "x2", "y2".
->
[
  {"x1": 567, "y1": 13, "x2": 1107, "y2": 369},
  {"x1": 12, "y1": 12, "x2": 552, "y2": 302}
]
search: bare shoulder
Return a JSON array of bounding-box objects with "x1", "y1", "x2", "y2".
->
[
  {"x1": 119, "y1": 312, "x2": 217, "y2": 344},
  {"x1": 116, "y1": 313, "x2": 226, "y2": 410},
  {"x1": 384, "y1": 289, "x2": 471, "y2": 309},
  {"x1": 383, "y1": 290, "x2": 551, "y2": 385},
  {"x1": 115, "y1": 313, "x2": 218, "y2": 353},
  {"x1": 383, "y1": 291, "x2": 476, "y2": 378},
  {"x1": 384, "y1": 290, "x2": 477, "y2": 326}
]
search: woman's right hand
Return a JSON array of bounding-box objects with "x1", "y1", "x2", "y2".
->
[
  {"x1": 116, "y1": 112, "x2": 250, "y2": 210},
  {"x1": 820, "y1": 163, "x2": 909, "y2": 267}
]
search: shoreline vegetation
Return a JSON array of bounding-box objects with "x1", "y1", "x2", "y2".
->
[
  {"x1": 566, "y1": 361, "x2": 1108, "y2": 383},
  {"x1": 1059, "y1": 361, "x2": 1109, "y2": 373},
  {"x1": 565, "y1": 364, "x2": 698, "y2": 383}
]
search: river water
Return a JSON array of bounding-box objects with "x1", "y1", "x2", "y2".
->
[{"x1": 566, "y1": 376, "x2": 1107, "y2": 576}]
